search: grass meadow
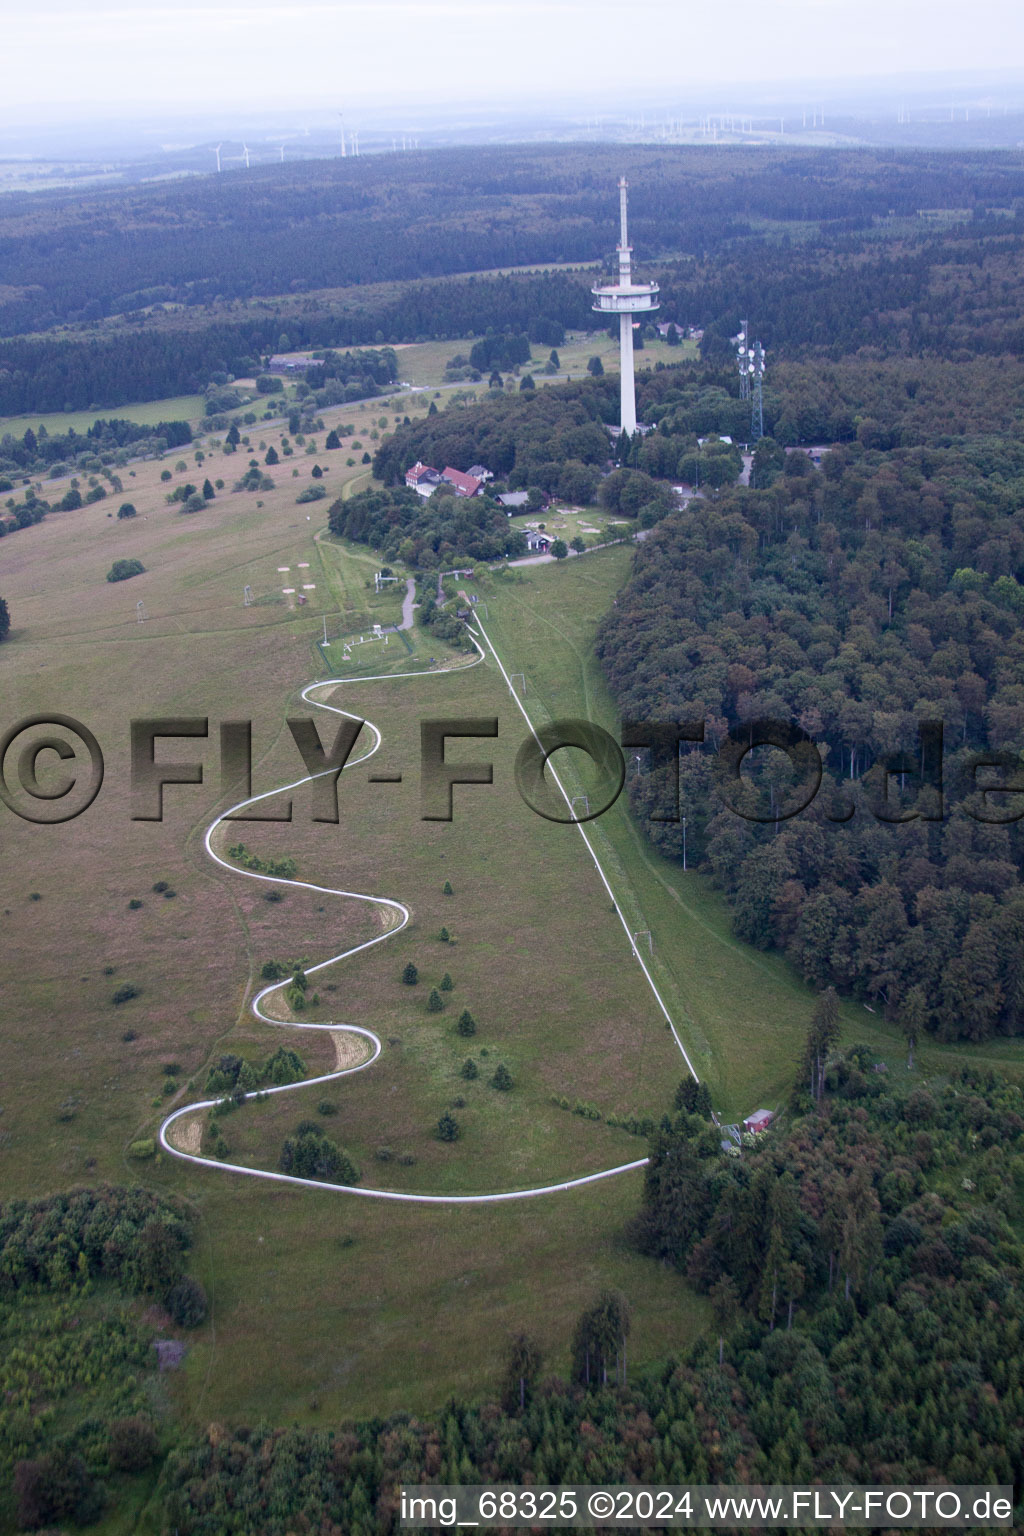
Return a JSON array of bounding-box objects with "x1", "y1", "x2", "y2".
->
[
  {"x1": 0, "y1": 394, "x2": 208, "y2": 439},
  {"x1": 0, "y1": 397, "x2": 708, "y2": 1426}
]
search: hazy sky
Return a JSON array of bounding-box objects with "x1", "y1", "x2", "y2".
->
[{"x1": 4, "y1": 0, "x2": 1024, "y2": 122}]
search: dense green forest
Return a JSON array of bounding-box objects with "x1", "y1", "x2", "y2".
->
[
  {"x1": 373, "y1": 377, "x2": 615, "y2": 493},
  {"x1": 4, "y1": 143, "x2": 1024, "y2": 412},
  {"x1": 597, "y1": 355, "x2": 1024, "y2": 1046},
  {"x1": 2, "y1": 145, "x2": 1022, "y2": 334},
  {"x1": 11, "y1": 1054, "x2": 1018, "y2": 1532}
]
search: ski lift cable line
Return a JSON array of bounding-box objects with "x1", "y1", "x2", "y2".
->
[{"x1": 471, "y1": 613, "x2": 700, "y2": 1084}]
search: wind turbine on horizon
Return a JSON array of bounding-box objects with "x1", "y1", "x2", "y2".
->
[
  {"x1": 338, "y1": 113, "x2": 347, "y2": 157},
  {"x1": 242, "y1": 143, "x2": 250, "y2": 169},
  {"x1": 214, "y1": 143, "x2": 222, "y2": 173}
]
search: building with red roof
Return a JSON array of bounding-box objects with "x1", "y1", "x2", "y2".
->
[
  {"x1": 405, "y1": 461, "x2": 441, "y2": 496},
  {"x1": 440, "y1": 467, "x2": 483, "y2": 498}
]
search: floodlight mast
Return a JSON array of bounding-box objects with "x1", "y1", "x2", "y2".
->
[{"x1": 591, "y1": 178, "x2": 659, "y2": 435}]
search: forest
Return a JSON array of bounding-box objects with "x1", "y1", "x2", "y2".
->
[
  {"x1": 597, "y1": 354, "x2": 1024, "y2": 1046},
  {"x1": 65, "y1": 1052, "x2": 1024, "y2": 1533},
  {"x1": 1, "y1": 145, "x2": 1022, "y2": 335},
  {"x1": 4, "y1": 142, "x2": 1024, "y2": 413},
  {"x1": 373, "y1": 377, "x2": 615, "y2": 493}
]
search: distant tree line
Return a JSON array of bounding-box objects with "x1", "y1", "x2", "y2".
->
[
  {"x1": 0, "y1": 417, "x2": 192, "y2": 479},
  {"x1": 2, "y1": 144, "x2": 1022, "y2": 335}
]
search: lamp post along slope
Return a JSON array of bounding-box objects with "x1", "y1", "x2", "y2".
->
[{"x1": 592, "y1": 178, "x2": 659, "y2": 435}]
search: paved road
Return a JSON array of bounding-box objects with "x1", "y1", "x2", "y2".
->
[{"x1": 399, "y1": 576, "x2": 416, "y2": 630}]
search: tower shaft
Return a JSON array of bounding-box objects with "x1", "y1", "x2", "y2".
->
[{"x1": 620, "y1": 312, "x2": 637, "y2": 435}]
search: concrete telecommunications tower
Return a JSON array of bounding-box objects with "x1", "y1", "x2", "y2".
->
[{"x1": 592, "y1": 177, "x2": 659, "y2": 435}]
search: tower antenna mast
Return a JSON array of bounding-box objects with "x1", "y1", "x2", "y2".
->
[
  {"x1": 750, "y1": 339, "x2": 766, "y2": 441},
  {"x1": 591, "y1": 177, "x2": 659, "y2": 436}
]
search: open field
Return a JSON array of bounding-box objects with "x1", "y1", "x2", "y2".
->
[
  {"x1": 0, "y1": 417, "x2": 708, "y2": 1421},
  {"x1": 0, "y1": 323, "x2": 694, "y2": 451},
  {"x1": 395, "y1": 329, "x2": 697, "y2": 392},
  {"x1": 0, "y1": 393, "x2": 208, "y2": 439}
]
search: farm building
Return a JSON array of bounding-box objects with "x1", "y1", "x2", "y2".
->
[
  {"x1": 743, "y1": 1109, "x2": 774, "y2": 1134},
  {"x1": 525, "y1": 530, "x2": 552, "y2": 552}
]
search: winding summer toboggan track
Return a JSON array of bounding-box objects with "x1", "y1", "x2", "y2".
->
[{"x1": 159, "y1": 619, "x2": 696, "y2": 1203}]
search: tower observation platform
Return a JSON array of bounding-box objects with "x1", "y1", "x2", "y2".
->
[{"x1": 592, "y1": 177, "x2": 659, "y2": 435}]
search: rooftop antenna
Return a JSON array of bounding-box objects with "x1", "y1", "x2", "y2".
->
[{"x1": 214, "y1": 143, "x2": 222, "y2": 172}]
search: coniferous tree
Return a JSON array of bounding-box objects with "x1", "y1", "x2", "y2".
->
[
  {"x1": 571, "y1": 1290, "x2": 631, "y2": 1388},
  {"x1": 708, "y1": 1275, "x2": 740, "y2": 1365},
  {"x1": 437, "y1": 1109, "x2": 460, "y2": 1141},
  {"x1": 801, "y1": 987, "x2": 841, "y2": 1102},
  {"x1": 500, "y1": 1332, "x2": 543, "y2": 1413},
  {"x1": 674, "y1": 1077, "x2": 699, "y2": 1114}
]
